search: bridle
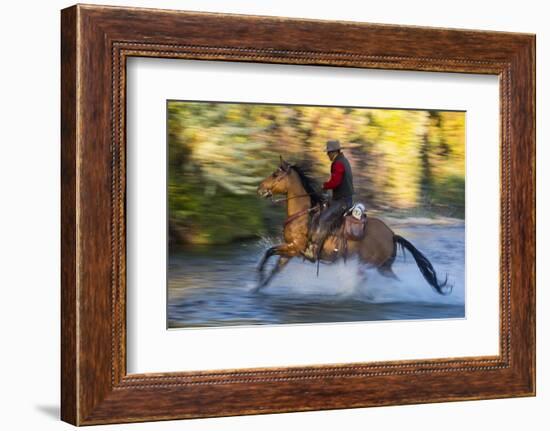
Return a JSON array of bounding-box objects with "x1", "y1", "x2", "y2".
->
[{"x1": 265, "y1": 166, "x2": 318, "y2": 203}]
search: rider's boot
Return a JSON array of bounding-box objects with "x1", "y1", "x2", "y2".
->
[{"x1": 301, "y1": 243, "x2": 317, "y2": 262}]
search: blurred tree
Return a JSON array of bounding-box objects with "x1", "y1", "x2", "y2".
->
[{"x1": 168, "y1": 102, "x2": 465, "y2": 246}]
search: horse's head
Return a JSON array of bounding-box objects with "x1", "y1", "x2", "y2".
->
[{"x1": 257, "y1": 156, "x2": 293, "y2": 198}]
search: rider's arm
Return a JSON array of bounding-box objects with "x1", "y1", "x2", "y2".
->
[{"x1": 322, "y1": 161, "x2": 345, "y2": 190}]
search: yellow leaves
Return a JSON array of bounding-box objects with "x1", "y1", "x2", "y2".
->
[
  {"x1": 226, "y1": 106, "x2": 243, "y2": 122},
  {"x1": 168, "y1": 101, "x2": 465, "y2": 212}
]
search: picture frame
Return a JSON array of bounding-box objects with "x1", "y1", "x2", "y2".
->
[{"x1": 61, "y1": 4, "x2": 535, "y2": 425}]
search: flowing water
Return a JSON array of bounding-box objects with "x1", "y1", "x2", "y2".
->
[{"x1": 168, "y1": 220, "x2": 465, "y2": 329}]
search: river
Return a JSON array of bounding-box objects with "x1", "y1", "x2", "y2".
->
[{"x1": 168, "y1": 220, "x2": 465, "y2": 329}]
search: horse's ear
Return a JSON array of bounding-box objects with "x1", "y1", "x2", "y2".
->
[{"x1": 279, "y1": 155, "x2": 290, "y2": 171}]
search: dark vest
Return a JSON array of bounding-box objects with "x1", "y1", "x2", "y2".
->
[{"x1": 331, "y1": 153, "x2": 354, "y2": 200}]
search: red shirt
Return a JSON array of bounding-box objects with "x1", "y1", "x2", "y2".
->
[{"x1": 323, "y1": 161, "x2": 345, "y2": 190}]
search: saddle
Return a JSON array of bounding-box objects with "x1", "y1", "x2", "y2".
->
[{"x1": 307, "y1": 203, "x2": 368, "y2": 257}]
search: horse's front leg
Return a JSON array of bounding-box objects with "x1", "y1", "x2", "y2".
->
[
  {"x1": 256, "y1": 243, "x2": 299, "y2": 291},
  {"x1": 255, "y1": 257, "x2": 291, "y2": 291},
  {"x1": 257, "y1": 245, "x2": 280, "y2": 277}
]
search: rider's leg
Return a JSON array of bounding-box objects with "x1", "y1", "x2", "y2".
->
[
  {"x1": 304, "y1": 200, "x2": 346, "y2": 260},
  {"x1": 315, "y1": 205, "x2": 348, "y2": 259},
  {"x1": 311, "y1": 205, "x2": 336, "y2": 244}
]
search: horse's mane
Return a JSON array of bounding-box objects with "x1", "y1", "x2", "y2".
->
[{"x1": 291, "y1": 163, "x2": 324, "y2": 206}]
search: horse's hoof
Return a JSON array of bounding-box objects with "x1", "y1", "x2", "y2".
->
[{"x1": 251, "y1": 284, "x2": 263, "y2": 294}]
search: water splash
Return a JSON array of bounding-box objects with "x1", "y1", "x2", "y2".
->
[
  {"x1": 264, "y1": 258, "x2": 362, "y2": 297},
  {"x1": 254, "y1": 231, "x2": 464, "y2": 306}
]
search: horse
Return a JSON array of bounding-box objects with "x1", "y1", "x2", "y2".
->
[{"x1": 255, "y1": 156, "x2": 450, "y2": 295}]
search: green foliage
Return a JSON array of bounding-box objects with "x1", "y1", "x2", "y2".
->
[{"x1": 168, "y1": 102, "x2": 465, "y2": 246}]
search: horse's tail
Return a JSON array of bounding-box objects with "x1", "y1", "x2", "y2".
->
[{"x1": 394, "y1": 235, "x2": 451, "y2": 295}]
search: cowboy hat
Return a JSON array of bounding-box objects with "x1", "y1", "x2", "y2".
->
[{"x1": 325, "y1": 139, "x2": 342, "y2": 152}]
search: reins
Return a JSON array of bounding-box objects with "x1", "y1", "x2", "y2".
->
[{"x1": 270, "y1": 193, "x2": 315, "y2": 204}]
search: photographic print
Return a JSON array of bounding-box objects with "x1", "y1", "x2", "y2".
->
[
  {"x1": 61, "y1": 7, "x2": 535, "y2": 422},
  {"x1": 167, "y1": 100, "x2": 465, "y2": 329}
]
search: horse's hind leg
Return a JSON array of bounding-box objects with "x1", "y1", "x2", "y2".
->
[
  {"x1": 376, "y1": 236, "x2": 399, "y2": 280},
  {"x1": 377, "y1": 264, "x2": 399, "y2": 280},
  {"x1": 357, "y1": 264, "x2": 369, "y2": 285}
]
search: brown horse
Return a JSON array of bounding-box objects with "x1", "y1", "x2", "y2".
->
[{"x1": 255, "y1": 157, "x2": 450, "y2": 294}]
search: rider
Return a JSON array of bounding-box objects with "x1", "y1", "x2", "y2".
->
[{"x1": 303, "y1": 139, "x2": 354, "y2": 261}]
